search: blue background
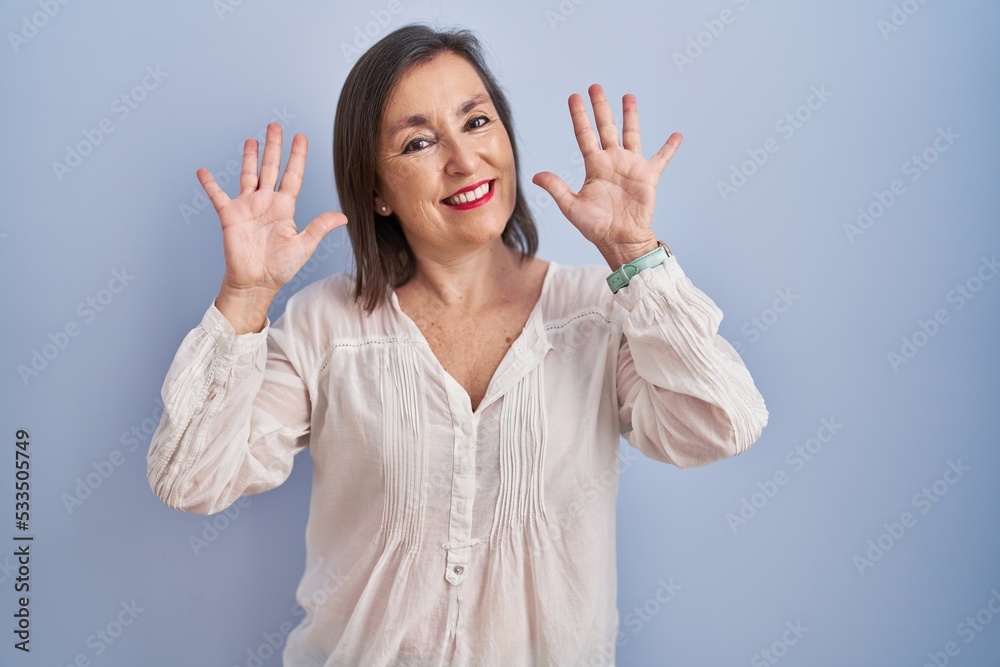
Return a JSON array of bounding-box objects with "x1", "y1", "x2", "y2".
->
[{"x1": 2, "y1": 0, "x2": 999, "y2": 665}]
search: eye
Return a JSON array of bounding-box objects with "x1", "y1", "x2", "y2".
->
[
  {"x1": 403, "y1": 137, "x2": 430, "y2": 154},
  {"x1": 468, "y1": 115, "x2": 490, "y2": 129}
]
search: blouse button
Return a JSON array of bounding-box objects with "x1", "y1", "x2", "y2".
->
[
  {"x1": 453, "y1": 565, "x2": 464, "y2": 575},
  {"x1": 462, "y1": 422, "x2": 472, "y2": 437}
]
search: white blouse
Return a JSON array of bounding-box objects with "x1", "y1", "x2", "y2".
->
[{"x1": 146, "y1": 255, "x2": 768, "y2": 666}]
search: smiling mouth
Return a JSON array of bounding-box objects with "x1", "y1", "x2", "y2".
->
[{"x1": 442, "y1": 180, "x2": 495, "y2": 209}]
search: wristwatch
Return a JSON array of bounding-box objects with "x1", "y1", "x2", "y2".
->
[{"x1": 606, "y1": 241, "x2": 672, "y2": 294}]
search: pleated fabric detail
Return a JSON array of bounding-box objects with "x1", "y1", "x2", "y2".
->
[
  {"x1": 379, "y1": 342, "x2": 427, "y2": 550},
  {"x1": 489, "y1": 364, "x2": 549, "y2": 549}
]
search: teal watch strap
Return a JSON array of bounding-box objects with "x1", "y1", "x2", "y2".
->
[{"x1": 606, "y1": 242, "x2": 671, "y2": 294}]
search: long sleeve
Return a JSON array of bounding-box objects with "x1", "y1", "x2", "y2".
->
[
  {"x1": 612, "y1": 255, "x2": 768, "y2": 468},
  {"x1": 146, "y1": 301, "x2": 312, "y2": 515}
]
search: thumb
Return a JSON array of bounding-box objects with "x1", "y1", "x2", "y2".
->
[
  {"x1": 297, "y1": 211, "x2": 348, "y2": 256},
  {"x1": 532, "y1": 171, "x2": 575, "y2": 219},
  {"x1": 196, "y1": 167, "x2": 231, "y2": 215}
]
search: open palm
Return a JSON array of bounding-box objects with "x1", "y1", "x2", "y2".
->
[
  {"x1": 532, "y1": 84, "x2": 682, "y2": 265},
  {"x1": 198, "y1": 122, "x2": 347, "y2": 295}
]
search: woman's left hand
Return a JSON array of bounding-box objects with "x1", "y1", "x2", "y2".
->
[{"x1": 532, "y1": 84, "x2": 682, "y2": 270}]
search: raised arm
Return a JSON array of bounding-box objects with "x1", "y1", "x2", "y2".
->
[
  {"x1": 533, "y1": 84, "x2": 767, "y2": 465},
  {"x1": 203, "y1": 122, "x2": 346, "y2": 333},
  {"x1": 531, "y1": 83, "x2": 681, "y2": 270},
  {"x1": 147, "y1": 123, "x2": 347, "y2": 514},
  {"x1": 612, "y1": 258, "x2": 768, "y2": 467}
]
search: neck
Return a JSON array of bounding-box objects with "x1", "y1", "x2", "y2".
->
[{"x1": 403, "y1": 238, "x2": 523, "y2": 311}]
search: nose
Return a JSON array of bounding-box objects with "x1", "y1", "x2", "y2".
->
[{"x1": 442, "y1": 132, "x2": 479, "y2": 176}]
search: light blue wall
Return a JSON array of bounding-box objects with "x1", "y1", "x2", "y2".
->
[{"x1": 2, "y1": 0, "x2": 998, "y2": 664}]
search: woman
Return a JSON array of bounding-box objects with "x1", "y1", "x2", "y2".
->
[{"x1": 147, "y1": 23, "x2": 768, "y2": 666}]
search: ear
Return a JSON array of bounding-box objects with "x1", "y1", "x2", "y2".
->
[{"x1": 373, "y1": 192, "x2": 391, "y2": 217}]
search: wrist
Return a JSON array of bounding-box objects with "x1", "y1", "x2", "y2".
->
[
  {"x1": 218, "y1": 280, "x2": 280, "y2": 304},
  {"x1": 215, "y1": 283, "x2": 278, "y2": 335},
  {"x1": 599, "y1": 237, "x2": 661, "y2": 271}
]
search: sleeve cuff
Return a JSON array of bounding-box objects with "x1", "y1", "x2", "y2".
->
[
  {"x1": 201, "y1": 302, "x2": 271, "y2": 357},
  {"x1": 610, "y1": 255, "x2": 686, "y2": 311}
]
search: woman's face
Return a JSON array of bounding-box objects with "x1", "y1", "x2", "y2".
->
[{"x1": 374, "y1": 51, "x2": 516, "y2": 257}]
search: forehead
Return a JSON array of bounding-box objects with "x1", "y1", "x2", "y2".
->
[{"x1": 381, "y1": 52, "x2": 490, "y2": 127}]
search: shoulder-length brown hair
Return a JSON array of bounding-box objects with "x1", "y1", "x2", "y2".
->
[{"x1": 333, "y1": 23, "x2": 538, "y2": 315}]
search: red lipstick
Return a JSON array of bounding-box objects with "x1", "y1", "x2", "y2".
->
[{"x1": 441, "y1": 179, "x2": 495, "y2": 210}]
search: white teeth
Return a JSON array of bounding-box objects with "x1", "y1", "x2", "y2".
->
[{"x1": 446, "y1": 181, "x2": 490, "y2": 205}]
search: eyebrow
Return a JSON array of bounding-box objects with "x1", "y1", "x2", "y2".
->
[{"x1": 386, "y1": 93, "x2": 493, "y2": 139}]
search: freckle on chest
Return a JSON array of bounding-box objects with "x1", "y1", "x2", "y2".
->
[
  {"x1": 395, "y1": 258, "x2": 549, "y2": 411},
  {"x1": 411, "y1": 311, "x2": 528, "y2": 411}
]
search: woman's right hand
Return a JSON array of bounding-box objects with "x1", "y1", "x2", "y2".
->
[{"x1": 197, "y1": 122, "x2": 348, "y2": 333}]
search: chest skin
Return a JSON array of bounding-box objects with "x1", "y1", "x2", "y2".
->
[{"x1": 395, "y1": 258, "x2": 549, "y2": 412}]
